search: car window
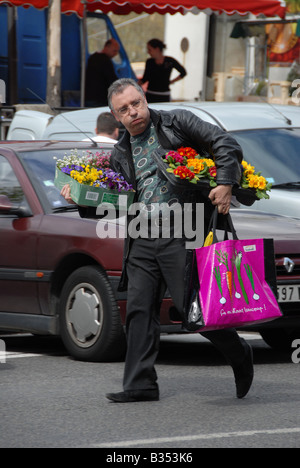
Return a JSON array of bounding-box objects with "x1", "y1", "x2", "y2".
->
[
  {"x1": 19, "y1": 148, "x2": 112, "y2": 210},
  {"x1": 232, "y1": 128, "x2": 300, "y2": 185},
  {"x1": 0, "y1": 155, "x2": 28, "y2": 205}
]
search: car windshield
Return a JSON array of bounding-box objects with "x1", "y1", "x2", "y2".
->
[
  {"x1": 19, "y1": 148, "x2": 112, "y2": 210},
  {"x1": 231, "y1": 128, "x2": 300, "y2": 186}
]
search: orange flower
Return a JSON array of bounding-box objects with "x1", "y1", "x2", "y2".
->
[{"x1": 187, "y1": 158, "x2": 204, "y2": 173}]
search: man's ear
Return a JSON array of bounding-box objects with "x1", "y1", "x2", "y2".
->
[{"x1": 111, "y1": 109, "x2": 120, "y2": 122}]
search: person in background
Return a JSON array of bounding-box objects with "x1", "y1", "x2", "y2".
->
[
  {"x1": 85, "y1": 39, "x2": 120, "y2": 107},
  {"x1": 139, "y1": 38, "x2": 187, "y2": 103},
  {"x1": 83, "y1": 112, "x2": 120, "y2": 143}
]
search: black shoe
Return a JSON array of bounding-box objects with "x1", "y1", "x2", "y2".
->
[
  {"x1": 233, "y1": 343, "x2": 254, "y2": 399},
  {"x1": 106, "y1": 389, "x2": 159, "y2": 403}
]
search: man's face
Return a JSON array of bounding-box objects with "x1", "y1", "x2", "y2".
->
[
  {"x1": 107, "y1": 43, "x2": 120, "y2": 58},
  {"x1": 111, "y1": 86, "x2": 150, "y2": 137}
]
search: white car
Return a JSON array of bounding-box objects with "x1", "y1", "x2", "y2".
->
[{"x1": 7, "y1": 102, "x2": 300, "y2": 218}]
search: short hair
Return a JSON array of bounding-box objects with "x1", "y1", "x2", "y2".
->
[
  {"x1": 147, "y1": 39, "x2": 166, "y2": 51},
  {"x1": 104, "y1": 38, "x2": 119, "y2": 48},
  {"x1": 96, "y1": 112, "x2": 119, "y2": 135},
  {"x1": 107, "y1": 78, "x2": 145, "y2": 111}
]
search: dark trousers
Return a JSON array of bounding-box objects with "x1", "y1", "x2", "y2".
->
[
  {"x1": 123, "y1": 236, "x2": 248, "y2": 392},
  {"x1": 145, "y1": 91, "x2": 171, "y2": 103}
]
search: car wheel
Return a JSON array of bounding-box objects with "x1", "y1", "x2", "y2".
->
[
  {"x1": 59, "y1": 265, "x2": 126, "y2": 362},
  {"x1": 260, "y1": 328, "x2": 300, "y2": 351}
]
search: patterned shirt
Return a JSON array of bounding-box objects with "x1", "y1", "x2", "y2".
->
[{"x1": 130, "y1": 121, "x2": 182, "y2": 235}]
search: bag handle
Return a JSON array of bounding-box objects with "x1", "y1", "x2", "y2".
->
[{"x1": 208, "y1": 206, "x2": 238, "y2": 243}]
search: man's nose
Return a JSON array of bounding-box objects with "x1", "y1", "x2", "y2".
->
[{"x1": 128, "y1": 105, "x2": 138, "y2": 115}]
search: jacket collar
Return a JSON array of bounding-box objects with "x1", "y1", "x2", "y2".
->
[{"x1": 150, "y1": 107, "x2": 174, "y2": 128}]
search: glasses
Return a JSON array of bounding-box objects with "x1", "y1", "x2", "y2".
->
[{"x1": 117, "y1": 99, "x2": 143, "y2": 116}]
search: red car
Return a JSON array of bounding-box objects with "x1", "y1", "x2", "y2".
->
[{"x1": 0, "y1": 141, "x2": 300, "y2": 361}]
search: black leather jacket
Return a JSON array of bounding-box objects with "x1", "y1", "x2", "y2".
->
[{"x1": 80, "y1": 107, "x2": 243, "y2": 291}]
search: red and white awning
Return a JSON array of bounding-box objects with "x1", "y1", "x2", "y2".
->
[
  {"x1": 84, "y1": 0, "x2": 287, "y2": 18},
  {"x1": 0, "y1": 0, "x2": 287, "y2": 18}
]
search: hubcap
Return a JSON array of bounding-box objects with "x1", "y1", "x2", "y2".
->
[{"x1": 66, "y1": 283, "x2": 103, "y2": 348}]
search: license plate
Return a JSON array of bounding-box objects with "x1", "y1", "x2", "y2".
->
[{"x1": 277, "y1": 285, "x2": 300, "y2": 302}]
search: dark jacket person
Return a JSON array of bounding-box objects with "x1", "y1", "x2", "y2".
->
[{"x1": 77, "y1": 78, "x2": 254, "y2": 403}]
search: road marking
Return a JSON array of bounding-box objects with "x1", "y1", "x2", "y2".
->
[
  {"x1": 4, "y1": 352, "x2": 43, "y2": 360},
  {"x1": 92, "y1": 427, "x2": 300, "y2": 448},
  {"x1": 161, "y1": 332, "x2": 261, "y2": 345}
]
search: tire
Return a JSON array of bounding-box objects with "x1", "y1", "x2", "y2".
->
[
  {"x1": 260, "y1": 328, "x2": 300, "y2": 351},
  {"x1": 59, "y1": 265, "x2": 126, "y2": 362}
]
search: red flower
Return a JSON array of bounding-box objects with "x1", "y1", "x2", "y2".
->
[
  {"x1": 174, "y1": 166, "x2": 195, "y2": 181},
  {"x1": 177, "y1": 146, "x2": 197, "y2": 159},
  {"x1": 209, "y1": 166, "x2": 217, "y2": 178}
]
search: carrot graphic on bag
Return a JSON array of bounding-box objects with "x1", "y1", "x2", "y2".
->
[{"x1": 215, "y1": 250, "x2": 232, "y2": 299}]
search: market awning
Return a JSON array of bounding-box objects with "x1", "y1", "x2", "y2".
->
[
  {"x1": 0, "y1": 0, "x2": 287, "y2": 18},
  {"x1": 84, "y1": 0, "x2": 287, "y2": 18}
]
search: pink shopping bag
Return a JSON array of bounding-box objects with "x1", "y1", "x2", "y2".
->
[
  {"x1": 182, "y1": 208, "x2": 282, "y2": 332},
  {"x1": 194, "y1": 237, "x2": 282, "y2": 331}
]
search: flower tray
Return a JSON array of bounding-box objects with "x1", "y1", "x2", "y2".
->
[
  {"x1": 54, "y1": 167, "x2": 135, "y2": 209},
  {"x1": 152, "y1": 148, "x2": 258, "y2": 207}
]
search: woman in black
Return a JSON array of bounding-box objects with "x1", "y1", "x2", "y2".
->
[{"x1": 139, "y1": 38, "x2": 187, "y2": 103}]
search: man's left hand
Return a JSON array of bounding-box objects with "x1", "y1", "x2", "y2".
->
[{"x1": 208, "y1": 185, "x2": 232, "y2": 215}]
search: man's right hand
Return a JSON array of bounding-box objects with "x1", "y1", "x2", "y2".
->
[{"x1": 60, "y1": 184, "x2": 76, "y2": 205}]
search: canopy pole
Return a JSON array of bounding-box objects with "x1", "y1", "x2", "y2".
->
[
  {"x1": 80, "y1": 1, "x2": 87, "y2": 107},
  {"x1": 7, "y1": 5, "x2": 18, "y2": 105},
  {"x1": 46, "y1": 0, "x2": 61, "y2": 107}
]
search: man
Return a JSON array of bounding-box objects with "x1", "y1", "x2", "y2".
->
[
  {"x1": 83, "y1": 112, "x2": 120, "y2": 143},
  {"x1": 63, "y1": 78, "x2": 254, "y2": 403},
  {"x1": 85, "y1": 39, "x2": 120, "y2": 107}
]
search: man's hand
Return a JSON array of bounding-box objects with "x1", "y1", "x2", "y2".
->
[
  {"x1": 60, "y1": 184, "x2": 76, "y2": 205},
  {"x1": 208, "y1": 185, "x2": 232, "y2": 215}
]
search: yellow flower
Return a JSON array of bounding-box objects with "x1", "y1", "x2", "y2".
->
[
  {"x1": 258, "y1": 176, "x2": 267, "y2": 190},
  {"x1": 187, "y1": 158, "x2": 204, "y2": 173},
  {"x1": 248, "y1": 175, "x2": 260, "y2": 189},
  {"x1": 242, "y1": 160, "x2": 255, "y2": 178},
  {"x1": 203, "y1": 158, "x2": 215, "y2": 168}
]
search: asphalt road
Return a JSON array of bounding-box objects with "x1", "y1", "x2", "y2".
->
[{"x1": 0, "y1": 332, "x2": 299, "y2": 450}]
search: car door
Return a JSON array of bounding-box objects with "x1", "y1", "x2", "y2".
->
[{"x1": 0, "y1": 153, "x2": 42, "y2": 315}]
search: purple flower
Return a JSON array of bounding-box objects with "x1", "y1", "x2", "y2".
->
[
  {"x1": 61, "y1": 167, "x2": 72, "y2": 174},
  {"x1": 92, "y1": 168, "x2": 133, "y2": 192}
]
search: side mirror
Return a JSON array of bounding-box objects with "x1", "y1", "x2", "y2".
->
[{"x1": 0, "y1": 195, "x2": 33, "y2": 217}]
